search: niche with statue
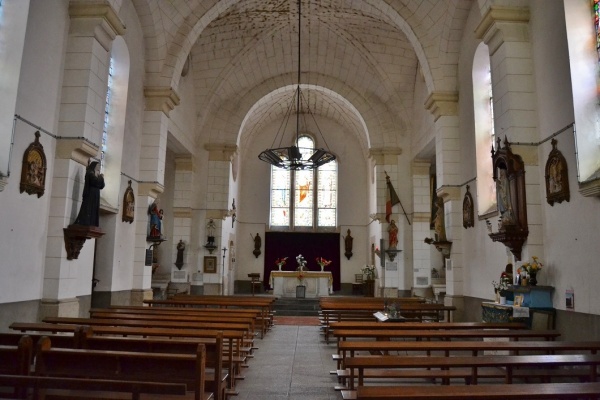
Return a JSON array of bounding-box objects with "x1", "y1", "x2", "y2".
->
[{"x1": 488, "y1": 137, "x2": 528, "y2": 261}]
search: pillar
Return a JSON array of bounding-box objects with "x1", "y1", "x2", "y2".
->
[{"x1": 40, "y1": 1, "x2": 125, "y2": 318}]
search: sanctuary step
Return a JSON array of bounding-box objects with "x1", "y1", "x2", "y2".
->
[{"x1": 273, "y1": 298, "x2": 320, "y2": 316}]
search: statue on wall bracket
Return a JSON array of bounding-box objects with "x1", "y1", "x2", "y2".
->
[
  {"x1": 463, "y1": 185, "x2": 474, "y2": 229},
  {"x1": 122, "y1": 180, "x2": 135, "y2": 223},
  {"x1": 545, "y1": 138, "x2": 570, "y2": 206},
  {"x1": 64, "y1": 159, "x2": 105, "y2": 260},
  {"x1": 488, "y1": 137, "x2": 528, "y2": 261},
  {"x1": 20, "y1": 131, "x2": 47, "y2": 198}
]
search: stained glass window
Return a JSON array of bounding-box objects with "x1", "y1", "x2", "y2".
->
[
  {"x1": 101, "y1": 57, "x2": 114, "y2": 173},
  {"x1": 595, "y1": 0, "x2": 600, "y2": 62},
  {"x1": 269, "y1": 135, "x2": 337, "y2": 229}
]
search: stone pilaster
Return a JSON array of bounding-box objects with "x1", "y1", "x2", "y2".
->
[
  {"x1": 411, "y1": 160, "x2": 432, "y2": 287},
  {"x1": 140, "y1": 87, "x2": 180, "y2": 184},
  {"x1": 202, "y1": 144, "x2": 237, "y2": 292},
  {"x1": 425, "y1": 92, "x2": 460, "y2": 189},
  {"x1": 370, "y1": 148, "x2": 406, "y2": 292},
  {"x1": 475, "y1": 6, "x2": 543, "y2": 262},
  {"x1": 172, "y1": 156, "x2": 193, "y2": 275},
  {"x1": 41, "y1": 2, "x2": 125, "y2": 317}
]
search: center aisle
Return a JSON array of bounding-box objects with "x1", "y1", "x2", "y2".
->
[{"x1": 235, "y1": 324, "x2": 343, "y2": 400}]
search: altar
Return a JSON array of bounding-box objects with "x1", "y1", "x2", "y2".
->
[{"x1": 269, "y1": 271, "x2": 333, "y2": 298}]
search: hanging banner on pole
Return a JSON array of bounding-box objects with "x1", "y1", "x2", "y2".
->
[{"x1": 385, "y1": 171, "x2": 400, "y2": 223}]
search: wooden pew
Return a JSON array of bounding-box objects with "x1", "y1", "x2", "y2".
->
[
  {"x1": 319, "y1": 302, "x2": 457, "y2": 342},
  {"x1": 10, "y1": 323, "x2": 244, "y2": 392},
  {"x1": 335, "y1": 340, "x2": 600, "y2": 388},
  {"x1": 42, "y1": 316, "x2": 253, "y2": 339},
  {"x1": 343, "y1": 353, "x2": 600, "y2": 394},
  {"x1": 0, "y1": 329, "x2": 227, "y2": 400},
  {"x1": 355, "y1": 382, "x2": 600, "y2": 400},
  {"x1": 145, "y1": 298, "x2": 274, "y2": 338},
  {"x1": 0, "y1": 374, "x2": 188, "y2": 400},
  {"x1": 94, "y1": 305, "x2": 266, "y2": 340},
  {"x1": 332, "y1": 328, "x2": 561, "y2": 351},
  {"x1": 34, "y1": 336, "x2": 213, "y2": 400},
  {"x1": 0, "y1": 335, "x2": 33, "y2": 398}
]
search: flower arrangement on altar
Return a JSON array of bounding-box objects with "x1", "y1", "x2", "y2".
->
[
  {"x1": 275, "y1": 257, "x2": 288, "y2": 271},
  {"x1": 361, "y1": 265, "x2": 376, "y2": 280},
  {"x1": 316, "y1": 257, "x2": 331, "y2": 271},
  {"x1": 518, "y1": 256, "x2": 543, "y2": 275},
  {"x1": 517, "y1": 256, "x2": 543, "y2": 286},
  {"x1": 492, "y1": 278, "x2": 510, "y2": 294},
  {"x1": 296, "y1": 254, "x2": 307, "y2": 271}
]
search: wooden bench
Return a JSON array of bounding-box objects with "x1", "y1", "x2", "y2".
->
[
  {"x1": 10, "y1": 323, "x2": 245, "y2": 392},
  {"x1": 335, "y1": 340, "x2": 600, "y2": 388},
  {"x1": 34, "y1": 336, "x2": 213, "y2": 400},
  {"x1": 145, "y1": 297, "x2": 275, "y2": 338},
  {"x1": 320, "y1": 303, "x2": 457, "y2": 342},
  {"x1": 354, "y1": 382, "x2": 600, "y2": 400},
  {"x1": 342, "y1": 353, "x2": 600, "y2": 393},
  {"x1": 0, "y1": 374, "x2": 188, "y2": 400},
  {"x1": 94, "y1": 305, "x2": 266, "y2": 341},
  {"x1": 0, "y1": 329, "x2": 228, "y2": 400},
  {"x1": 0, "y1": 335, "x2": 33, "y2": 398},
  {"x1": 332, "y1": 328, "x2": 561, "y2": 351}
]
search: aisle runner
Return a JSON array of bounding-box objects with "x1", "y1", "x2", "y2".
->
[{"x1": 275, "y1": 316, "x2": 320, "y2": 326}]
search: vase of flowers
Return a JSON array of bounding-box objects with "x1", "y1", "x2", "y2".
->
[
  {"x1": 316, "y1": 257, "x2": 331, "y2": 271},
  {"x1": 492, "y1": 278, "x2": 510, "y2": 304},
  {"x1": 296, "y1": 254, "x2": 307, "y2": 271},
  {"x1": 361, "y1": 265, "x2": 376, "y2": 297},
  {"x1": 361, "y1": 265, "x2": 376, "y2": 281},
  {"x1": 518, "y1": 256, "x2": 543, "y2": 286},
  {"x1": 275, "y1": 257, "x2": 288, "y2": 271}
]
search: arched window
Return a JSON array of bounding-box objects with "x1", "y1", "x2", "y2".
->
[
  {"x1": 270, "y1": 135, "x2": 337, "y2": 230},
  {"x1": 100, "y1": 56, "x2": 113, "y2": 173},
  {"x1": 564, "y1": 1, "x2": 600, "y2": 191},
  {"x1": 99, "y1": 36, "x2": 130, "y2": 209},
  {"x1": 473, "y1": 42, "x2": 497, "y2": 215}
]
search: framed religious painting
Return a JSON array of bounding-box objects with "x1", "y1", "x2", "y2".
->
[
  {"x1": 20, "y1": 131, "x2": 47, "y2": 198},
  {"x1": 203, "y1": 256, "x2": 217, "y2": 273},
  {"x1": 545, "y1": 138, "x2": 570, "y2": 206}
]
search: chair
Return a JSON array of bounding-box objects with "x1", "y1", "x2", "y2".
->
[
  {"x1": 248, "y1": 273, "x2": 261, "y2": 295},
  {"x1": 352, "y1": 274, "x2": 364, "y2": 295}
]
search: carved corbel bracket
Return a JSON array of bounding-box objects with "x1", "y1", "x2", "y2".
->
[
  {"x1": 64, "y1": 224, "x2": 105, "y2": 260},
  {"x1": 489, "y1": 227, "x2": 527, "y2": 261}
]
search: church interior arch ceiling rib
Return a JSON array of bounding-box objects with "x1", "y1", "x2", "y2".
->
[{"x1": 130, "y1": 0, "x2": 471, "y2": 153}]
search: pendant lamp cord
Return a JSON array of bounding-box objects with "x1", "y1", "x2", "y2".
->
[{"x1": 296, "y1": 0, "x2": 301, "y2": 146}]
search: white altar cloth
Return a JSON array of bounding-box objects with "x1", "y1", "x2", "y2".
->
[{"x1": 269, "y1": 271, "x2": 333, "y2": 298}]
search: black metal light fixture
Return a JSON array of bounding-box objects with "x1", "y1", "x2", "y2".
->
[{"x1": 258, "y1": 0, "x2": 336, "y2": 170}]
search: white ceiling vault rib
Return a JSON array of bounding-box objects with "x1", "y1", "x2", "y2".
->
[{"x1": 134, "y1": 0, "x2": 471, "y2": 150}]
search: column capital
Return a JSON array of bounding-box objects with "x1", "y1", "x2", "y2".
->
[
  {"x1": 436, "y1": 186, "x2": 461, "y2": 202},
  {"x1": 137, "y1": 182, "x2": 164, "y2": 199},
  {"x1": 69, "y1": 1, "x2": 126, "y2": 50},
  {"x1": 144, "y1": 87, "x2": 181, "y2": 116},
  {"x1": 204, "y1": 143, "x2": 238, "y2": 161},
  {"x1": 55, "y1": 138, "x2": 100, "y2": 164},
  {"x1": 474, "y1": 6, "x2": 530, "y2": 55},
  {"x1": 175, "y1": 155, "x2": 193, "y2": 171},
  {"x1": 369, "y1": 147, "x2": 402, "y2": 165},
  {"x1": 412, "y1": 160, "x2": 431, "y2": 176},
  {"x1": 424, "y1": 92, "x2": 459, "y2": 121}
]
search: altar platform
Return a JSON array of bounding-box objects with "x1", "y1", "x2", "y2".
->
[{"x1": 269, "y1": 271, "x2": 333, "y2": 298}]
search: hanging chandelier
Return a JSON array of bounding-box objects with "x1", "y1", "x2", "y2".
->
[{"x1": 258, "y1": 0, "x2": 336, "y2": 170}]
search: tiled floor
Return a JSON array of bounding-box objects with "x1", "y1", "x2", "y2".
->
[{"x1": 235, "y1": 324, "x2": 343, "y2": 400}]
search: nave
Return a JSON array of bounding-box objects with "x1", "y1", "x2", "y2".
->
[{"x1": 234, "y1": 323, "x2": 340, "y2": 400}]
